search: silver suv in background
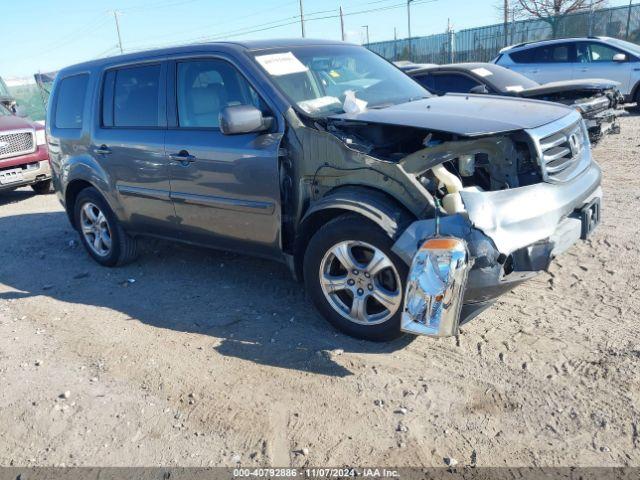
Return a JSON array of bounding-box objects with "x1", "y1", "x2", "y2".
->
[{"x1": 495, "y1": 37, "x2": 640, "y2": 103}]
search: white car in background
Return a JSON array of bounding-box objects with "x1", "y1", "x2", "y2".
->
[{"x1": 494, "y1": 37, "x2": 640, "y2": 103}]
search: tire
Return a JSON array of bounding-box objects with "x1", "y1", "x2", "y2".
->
[
  {"x1": 303, "y1": 214, "x2": 408, "y2": 341},
  {"x1": 31, "y1": 179, "x2": 53, "y2": 194},
  {"x1": 73, "y1": 187, "x2": 138, "y2": 267}
]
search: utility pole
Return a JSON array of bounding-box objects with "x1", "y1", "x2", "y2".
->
[
  {"x1": 112, "y1": 10, "x2": 123, "y2": 54},
  {"x1": 299, "y1": 0, "x2": 306, "y2": 38},
  {"x1": 394, "y1": 27, "x2": 398, "y2": 60},
  {"x1": 362, "y1": 25, "x2": 370, "y2": 45},
  {"x1": 626, "y1": 0, "x2": 633, "y2": 39},
  {"x1": 503, "y1": 0, "x2": 509, "y2": 47},
  {"x1": 340, "y1": 6, "x2": 345, "y2": 41},
  {"x1": 407, "y1": 0, "x2": 414, "y2": 59}
]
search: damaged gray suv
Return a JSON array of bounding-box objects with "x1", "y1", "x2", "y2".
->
[{"x1": 48, "y1": 39, "x2": 602, "y2": 341}]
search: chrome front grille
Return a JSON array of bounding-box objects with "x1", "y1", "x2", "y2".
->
[
  {"x1": 0, "y1": 129, "x2": 36, "y2": 160},
  {"x1": 527, "y1": 112, "x2": 591, "y2": 183}
]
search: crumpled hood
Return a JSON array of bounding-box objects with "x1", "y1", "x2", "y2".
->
[
  {"x1": 519, "y1": 78, "x2": 621, "y2": 97},
  {"x1": 329, "y1": 94, "x2": 573, "y2": 137}
]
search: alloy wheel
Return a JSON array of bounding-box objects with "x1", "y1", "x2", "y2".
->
[
  {"x1": 319, "y1": 240, "x2": 402, "y2": 325},
  {"x1": 80, "y1": 202, "x2": 112, "y2": 257}
]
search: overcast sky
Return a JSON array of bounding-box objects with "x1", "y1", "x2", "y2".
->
[{"x1": 1, "y1": 0, "x2": 633, "y2": 77}]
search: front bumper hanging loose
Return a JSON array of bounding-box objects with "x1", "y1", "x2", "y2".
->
[{"x1": 394, "y1": 161, "x2": 603, "y2": 338}]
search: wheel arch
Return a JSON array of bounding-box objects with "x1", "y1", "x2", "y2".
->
[
  {"x1": 631, "y1": 79, "x2": 640, "y2": 103},
  {"x1": 293, "y1": 185, "x2": 416, "y2": 280}
]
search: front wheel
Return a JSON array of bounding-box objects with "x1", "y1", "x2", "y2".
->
[{"x1": 303, "y1": 214, "x2": 408, "y2": 341}]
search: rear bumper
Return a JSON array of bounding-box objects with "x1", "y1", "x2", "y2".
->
[{"x1": 393, "y1": 161, "x2": 602, "y2": 336}]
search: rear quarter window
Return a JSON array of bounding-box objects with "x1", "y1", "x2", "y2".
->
[{"x1": 54, "y1": 74, "x2": 90, "y2": 129}]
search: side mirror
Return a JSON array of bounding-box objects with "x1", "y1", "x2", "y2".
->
[
  {"x1": 613, "y1": 53, "x2": 627, "y2": 62},
  {"x1": 219, "y1": 105, "x2": 271, "y2": 135},
  {"x1": 469, "y1": 84, "x2": 489, "y2": 94},
  {"x1": 14, "y1": 105, "x2": 28, "y2": 118}
]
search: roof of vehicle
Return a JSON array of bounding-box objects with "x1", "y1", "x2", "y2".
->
[
  {"x1": 56, "y1": 38, "x2": 352, "y2": 76},
  {"x1": 407, "y1": 62, "x2": 499, "y2": 75},
  {"x1": 499, "y1": 36, "x2": 613, "y2": 53},
  {"x1": 394, "y1": 61, "x2": 439, "y2": 72}
]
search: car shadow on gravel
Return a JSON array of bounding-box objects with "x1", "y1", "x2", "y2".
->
[
  {"x1": 0, "y1": 211, "x2": 414, "y2": 377},
  {"x1": 0, "y1": 189, "x2": 38, "y2": 206}
]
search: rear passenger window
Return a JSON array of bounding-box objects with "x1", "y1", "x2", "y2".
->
[
  {"x1": 106, "y1": 64, "x2": 161, "y2": 128},
  {"x1": 509, "y1": 49, "x2": 535, "y2": 64},
  {"x1": 176, "y1": 59, "x2": 267, "y2": 129},
  {"x1": 55, "y1": 74, "x2": 89, "y2": 129}
]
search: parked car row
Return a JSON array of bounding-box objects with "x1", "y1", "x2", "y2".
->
[
  {"x1": 399, "y1": 61, "x2": 625, "y2": 144},
  {"x1": 43, "y1": 39, "x2": 603, "y2": 342},
  {"x1": 495, "y1": 36, "x2": 640, "y2": 102}
]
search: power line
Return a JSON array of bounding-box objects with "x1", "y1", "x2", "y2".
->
[
  {"x1": 130, "y1": 0, "x2": 437, "y2": 50},
  {"x1": 4, "y1": 15, "x2": 111, "y2": 64},
  {"x1": 122, "y1": 0, "x2": 299, "y2": 50}
]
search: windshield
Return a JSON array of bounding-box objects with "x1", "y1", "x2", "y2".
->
[
  {"x1": 607, "y1": 38, "x2": 640, "y2": 57},
  {"x1": 477, "y1": 64, "x2": 539, "y2": 92},
  {"x1": 0, "y1": 104, "x2": 10, "y2": 116},
  {"x1": 252, "y1": 45, "x2": 430, "y2": 117}
]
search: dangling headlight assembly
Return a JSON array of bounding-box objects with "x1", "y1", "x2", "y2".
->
[{"x1": 401, "y1": 237, "x2": 470, "y2": 337}]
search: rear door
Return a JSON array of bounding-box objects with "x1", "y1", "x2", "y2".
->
[
  {"x1": 164, "y1": 56, "x2": 283, "y2": 259},
  {"x1": 574, "y1": 41, "x2": 633, "y2": 94},
  {"x1": 93, "y1": 61, "x2": 177, "y2": 236},
  {"x1": 509, "y1": 43, "x2": 576, "y2": 84}
]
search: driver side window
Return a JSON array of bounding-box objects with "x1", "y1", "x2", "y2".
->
[
  {"x1": 587, "y1": 42, "x2": 623, "y2": 62},
  {"x1": 176, "y1": 59, "x2": 266, "y2": 129}
]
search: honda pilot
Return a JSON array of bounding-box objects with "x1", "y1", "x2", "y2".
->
[{"x1": 48, "y1": 39, "x2": 602, "y2": 341}]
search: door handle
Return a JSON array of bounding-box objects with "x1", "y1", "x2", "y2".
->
[
  {"x1": 169, "y1": 151, "x2": 197, "y2": 165},
  {"x1": 95, "y1": 145, "x2": 111, "y2": 155}
]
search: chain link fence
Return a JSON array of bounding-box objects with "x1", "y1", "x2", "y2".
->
[{"x1": 368, "y1": 3, "x2": 640, "y2": 63}]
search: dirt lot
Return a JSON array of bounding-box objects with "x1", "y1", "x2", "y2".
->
[{"x1": 0, "y1": 115, "x2": 639, "y2": 468}]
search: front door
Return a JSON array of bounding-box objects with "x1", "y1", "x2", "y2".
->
[
  {"x1": 574, "y1": 41, "x2": 633, "y2": 95},
  {"x1": 164, "y1": 57, "x2": 283, "y2": 259}
]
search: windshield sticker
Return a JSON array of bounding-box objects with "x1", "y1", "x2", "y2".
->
[
  {"x1": 505, "y1": 85, "x2": 524, "y2": 92},
  {"x1": 472, "y1": 67, "x2": 493, "y2": 77},
  {"x1": 255, "y1": 52, "x2": 308, "y2": 76},
  {"x1": 298, "y1": 96, "x2": 342, "y2": 114}
]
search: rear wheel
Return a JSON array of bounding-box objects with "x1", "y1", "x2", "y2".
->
[
  {"x1": 304, "y1": 214, "x2": 408, "y2": 341},
  {"x1": 31, "y1": 179, "x2": 53, "y2": 194},
  {"x1": 73, "y1": 187, "x2": 138, "y2": 267}
]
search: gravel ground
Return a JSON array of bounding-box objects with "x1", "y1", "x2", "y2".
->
[{"x1": 0, "y1": 114, "x2": 638, "y2": 468}]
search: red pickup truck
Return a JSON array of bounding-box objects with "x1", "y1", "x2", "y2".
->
[{"x1": 0, "y1": 103, "x2": 51, "y2": 194}]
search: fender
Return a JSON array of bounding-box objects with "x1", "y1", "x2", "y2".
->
[
  {"x1": 61, "y1": 154, "x2": 120, "y2": 225},
  {"x1": 301, "y1": 186, "x2": 416, "y2": 240},
  {"x1": 291, "y1": 186, "x2": 417, "y2": 280}
]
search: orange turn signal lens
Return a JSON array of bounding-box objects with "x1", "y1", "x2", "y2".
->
[{"x1": 420, "y1": 238, "x2": 462, "y2": 250}]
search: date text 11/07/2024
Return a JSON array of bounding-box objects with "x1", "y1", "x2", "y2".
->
[{"x1": 232, "y1": 468, "x2": 399, "y2": 477}]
